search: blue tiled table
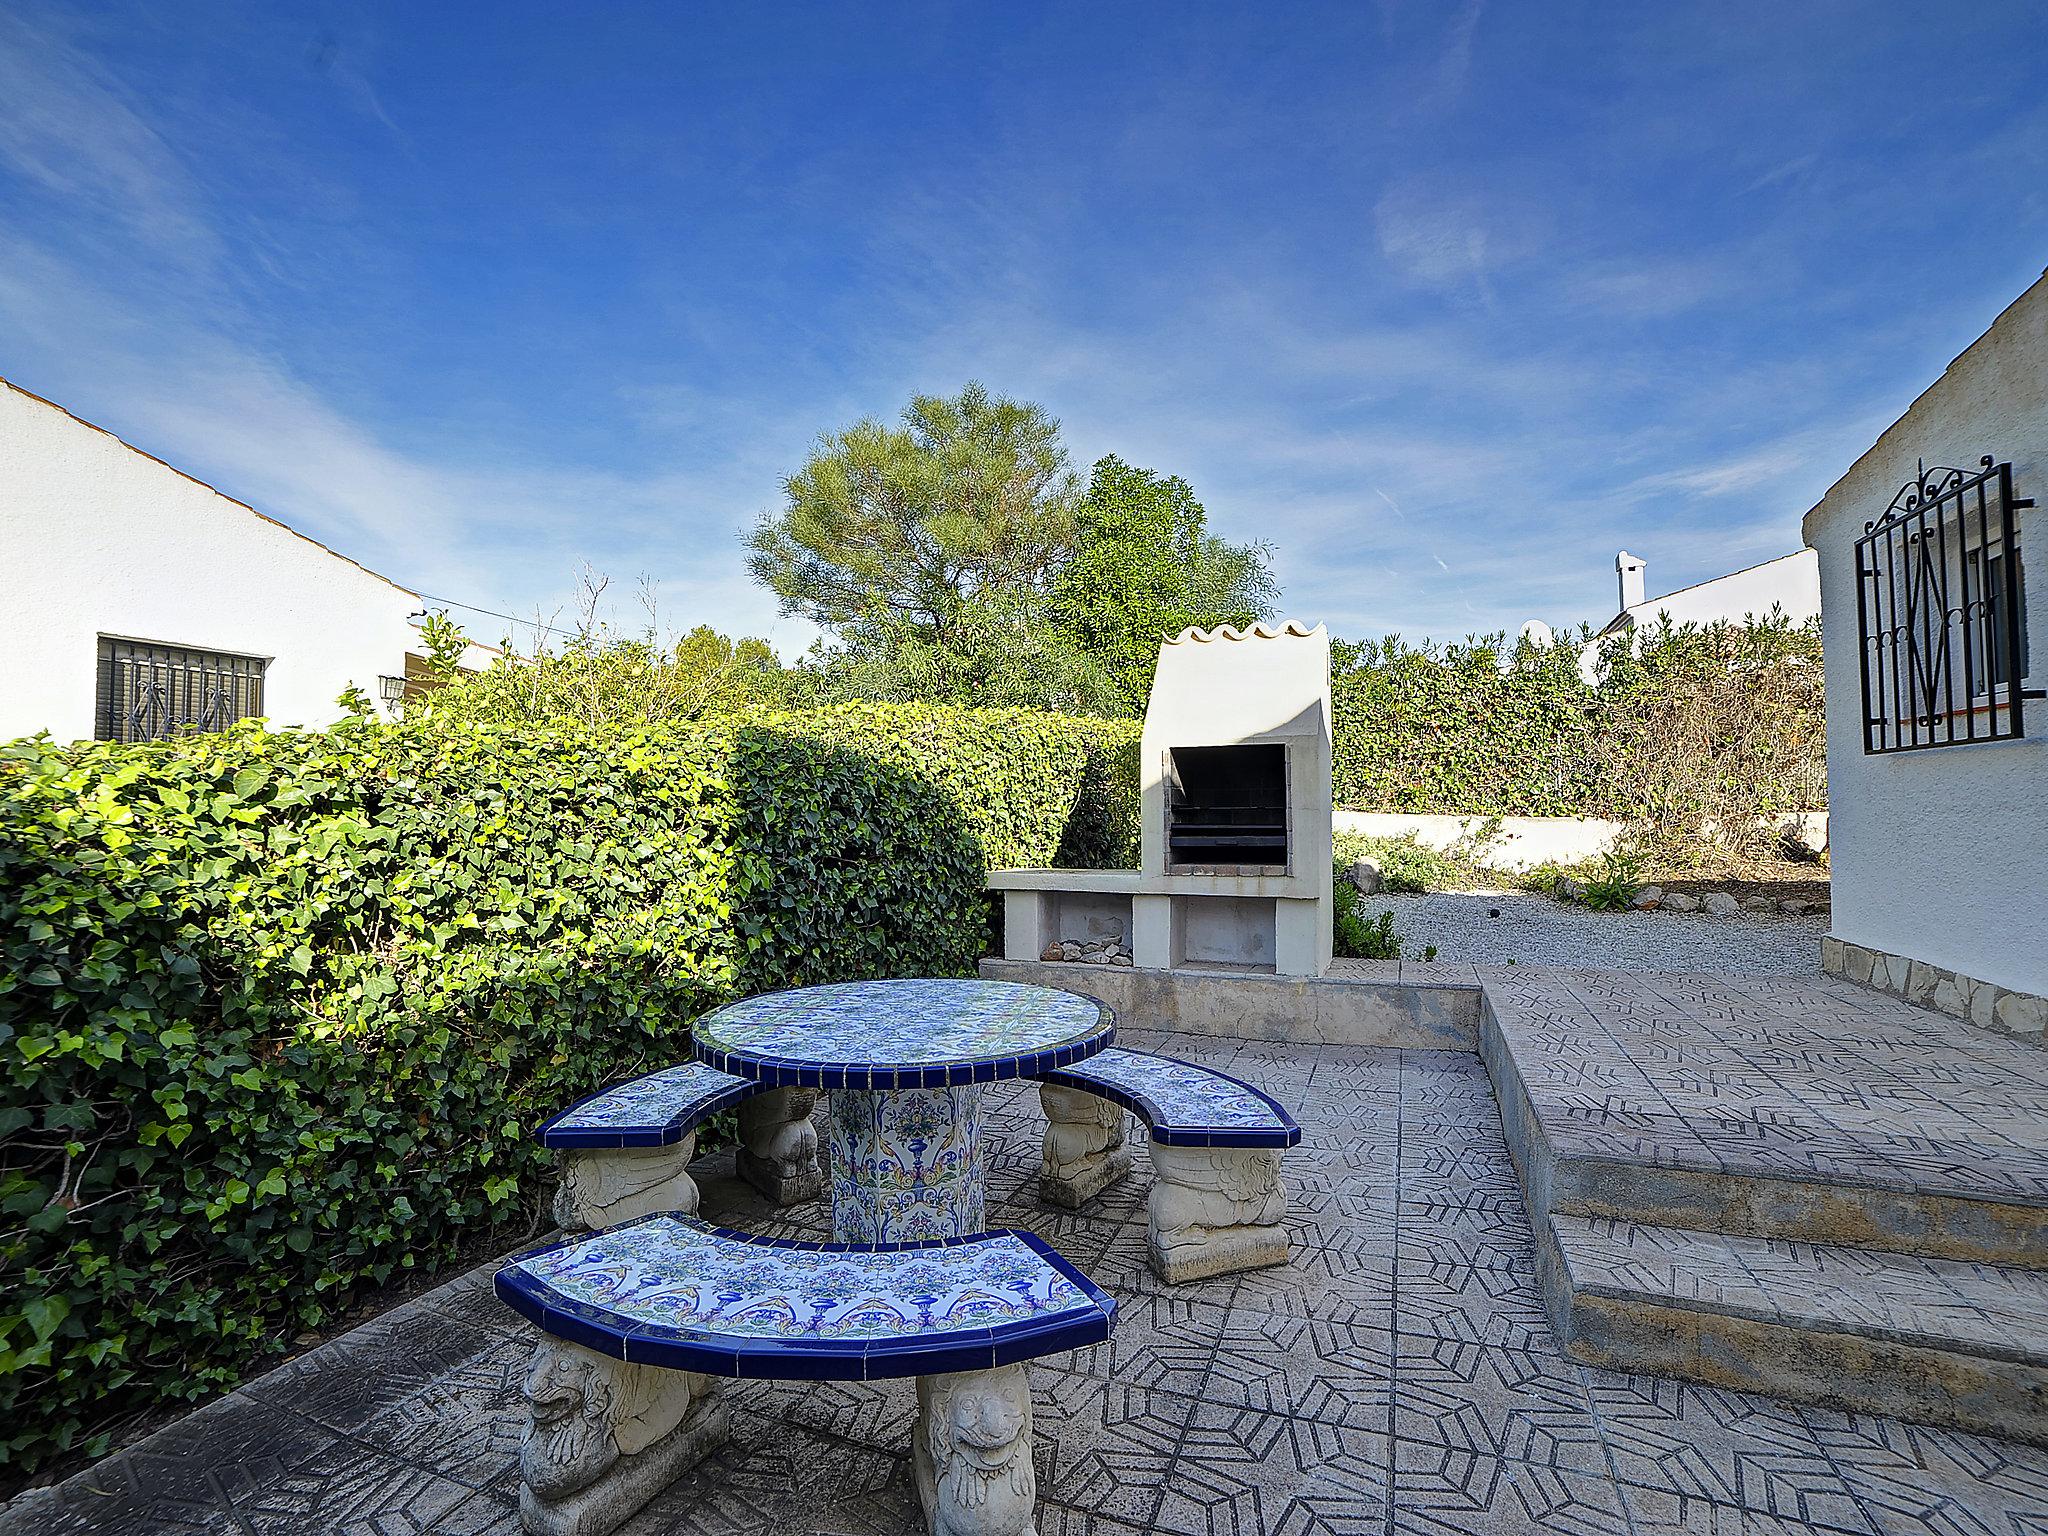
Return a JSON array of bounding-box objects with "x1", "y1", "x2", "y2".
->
[{"x1": 694, "y1": 979, "x2": 1114, "y2": 1243}]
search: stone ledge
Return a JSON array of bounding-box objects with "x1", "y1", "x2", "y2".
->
[
  {"x1": 976, "y1": 958, "x2": 1479, "y2": 1050},
  {"x1": 1821, "y1": 936, "x2": 2048, "y2": 1043}
]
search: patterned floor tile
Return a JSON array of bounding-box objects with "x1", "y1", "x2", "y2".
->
[
  {"x1": 1798, "y1": 1408, "x2": 2048, "y2": 1536},
  {"x1": 1392, "y1": 1337, "x2": 1609, "y2": 1479},
  {"x1": 1583, "y1": 1376, "x2": 1873, "y2": 1532},
  {"x1": 1390, "y1": 1451, "x2": 1634, "y2": 1535},
  {"x1": 1152, "y1": 1404, "x2": 1388, "y2": 1535},
  {"x1": 28, "y1": 978, "x2": 2048, "y2": 1536}
]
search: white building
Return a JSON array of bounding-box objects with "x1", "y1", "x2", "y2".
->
[
  {"x1": 1803, "y1": 269, "x2": 2045, "y2": 1030},
  {"x1": 0, "y1": 376, "x2": 475, "y2": 744},
  {"x1": 1578, "y1": 547, "x2": 1821, "y2": 683}
]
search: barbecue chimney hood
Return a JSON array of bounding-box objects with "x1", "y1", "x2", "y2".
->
[{"x1": 987, "y1": 619, "x2": 1334, "y2": 977}]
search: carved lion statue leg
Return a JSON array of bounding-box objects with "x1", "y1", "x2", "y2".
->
[
  {"x1": 1037, "y1": 1085, "x2": 1130, "y2": 1210},
  {"x1": 912, "y1": 1365, "x2": 1038, "y2": 1536},
  {"x1": 736, "y1": 1086, "x2": 826, "y2": 1204},
  {"x1": 552, "y1": 1137, "x2": 699, "y2": 1233},
  {"x1": 518, "y1": 1336, "x2": 727, "y2": 1536},
  {"x1": 1145, "y1": 1143, "x2": 1289, "y2": 1283}
]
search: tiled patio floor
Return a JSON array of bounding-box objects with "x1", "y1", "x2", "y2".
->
[{"x1": 12, "y1": 1018, "x2": 2048, "y2": 1536}]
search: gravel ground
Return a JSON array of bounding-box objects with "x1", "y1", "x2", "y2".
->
[{"x1": 1362, "y1": 888, "x2": 1827, "y2": 973}]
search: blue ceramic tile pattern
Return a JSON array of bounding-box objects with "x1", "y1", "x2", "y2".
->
[
  {"x1": 693, "y1": 978, "x2": 1113, "y2": 1088},
  {"x1": 537, "y1": 1062, "x2": 756, "y2": 1149},
  {"x1": 1042, "y1": 1047, "x2": 1302, "y2": 1148},
  {"x1": 829, "y1": 1085, "x2": 987, "y2": 1242},
  {"x1": 496, "y1": 1214, "x2": 1116, "y2": 1379}
]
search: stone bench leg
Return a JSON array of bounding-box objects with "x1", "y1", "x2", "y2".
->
[
  {"x1": 913, "y1": 1363, "x2": 1037, "y2": 1536},
  {"x1": 552, "y1": 1138, "x2": 699, "y2": 1232},
  {"x1": 518, "y1": 1336, "x2": 727, "y2": 1536},
  {"x1": 1146, "y1": 1144, "x2": 1289, "y2": 1283},
  {"x1": 736, "y1": 1086, "x2": 826, "y2": 1203},
  {"x1": 1037, "y1": 1085, "x2": 1131, "y2": 1209}
]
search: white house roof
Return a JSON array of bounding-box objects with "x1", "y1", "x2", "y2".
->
[{"x1": 0, "y1": 373, "x2": 424, "y2": 602}]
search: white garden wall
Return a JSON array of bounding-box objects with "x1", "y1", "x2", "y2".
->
[
  {"x1": 1801, "y1": 270, "x2": 2048, "y2": 1000},
  {"x1": 1333, "y1": 810, "x2": 1828, "y2": 871},
  {"x1": 0, "y1": 379, "x2": 426, "y2": 743}
]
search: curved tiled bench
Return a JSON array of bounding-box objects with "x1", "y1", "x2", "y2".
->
[
  {"x1": 497, "y1": 1214, "x2": 1116, "y2": 1536},
  {"x1": 1033, "y1": 1047, "x2": 1301, "y2": 1282},
  {"x1": 537, "y1": 1063, "x2": 823, "y2": 1230}
]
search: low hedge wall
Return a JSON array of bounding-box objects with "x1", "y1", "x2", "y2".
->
[
  {"x1": 1330, "y1": 621, "x2": 1826, "y2": 824},
  {"x1": 0, "y1": 704, "x2": 1137, "y2": 1481}
]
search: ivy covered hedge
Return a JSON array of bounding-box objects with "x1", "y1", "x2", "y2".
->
[
  {"x1": 1330, "y1": 620, "x2": 1826, "y2": 827},
  {"x1": 0, "y1": 703, "x2": 1136, "y2": 1481}
]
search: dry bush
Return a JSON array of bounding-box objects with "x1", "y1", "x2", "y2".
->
[{"x1": 1594, "y1": 612, "x2": 1825, "y2": 875}]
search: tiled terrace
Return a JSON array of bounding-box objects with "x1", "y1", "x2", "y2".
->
[{"x1": 11, "y1": 981, "x2": 2048, "y2": 1536}]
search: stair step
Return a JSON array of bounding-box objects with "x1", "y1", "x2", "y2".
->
[
  {"x1": 1549, "y1": 1214, "x2": 2048, "y2": 1442},
  {"x1": 1483, "y1": 1003, "x2": 2048, "y2": 1269}
]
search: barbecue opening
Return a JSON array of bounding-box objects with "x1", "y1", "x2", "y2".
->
[{"x1": 1165, "y1": 744, "x2": 1289, "y2": 872}]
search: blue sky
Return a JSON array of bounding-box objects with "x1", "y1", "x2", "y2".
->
[{"x1": 4, "y1": 2, "x2": 2046, "y2": 655}]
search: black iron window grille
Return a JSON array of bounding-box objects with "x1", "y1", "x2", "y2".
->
[
  {"x1": 1855, "y1": 457, "x2": 2032, "y2": 754},
  {"x1": 95, "y1": 637, "x2": 267, "y2": 744}
]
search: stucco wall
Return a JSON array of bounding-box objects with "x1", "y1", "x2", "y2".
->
[
  {"x1": 0, "y1": 380, "x2": 425, "y2": 743},
  {"x1": 1333, "y1": 809, "x2": 1828, "y2": 871},
  {"x1": 1579, "y1": 549, "x2": 1820, "y2": 683},
  {"x1": 1801, "y1": 270, "x2": 2048, "y2": 998},
  {"x1": 1625, "y1": 548, "x2": 1820, "y2": 631}
]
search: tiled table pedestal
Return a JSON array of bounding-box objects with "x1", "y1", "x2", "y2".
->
[
  {"x1": 828, "y1": 1083, "x2": 988, "y2": 1242},
  {"x1": 693, "y1": 978, "x2": 1116, "y2": 1243}
]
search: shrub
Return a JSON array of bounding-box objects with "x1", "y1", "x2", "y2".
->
[
  {"x1": 1330, "y1": 618, "x2": 1827, "y2": 851},
  {"x1": 1332, "y1": 830, "x2": 1491, "y2": 894},
  {"x1": 1578, "y1": 849, "x2": 1647, "y2": 911},
  {"x1": 1332, "y1": 870, "x2": 1402, "y2": 959},
  {"x1": 0, "y1": 704, "x2": 1136, "y2": 1482}
]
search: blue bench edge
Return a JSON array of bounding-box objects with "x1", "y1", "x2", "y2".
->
[
  {"x1": 1034, "y1": 1053, "x2": 1303, "y2": 1149},
  {"x1": 493, "y1": 1217, "x2": 1118, "y2": 1381},
  {"x1": 536, "y1": 1072, "x2": 763, "y2": 1151}
]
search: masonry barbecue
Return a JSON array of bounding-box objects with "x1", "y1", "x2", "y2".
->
[{"x1": 987, "y1": 620, "x2": 1334, "y2": 977}]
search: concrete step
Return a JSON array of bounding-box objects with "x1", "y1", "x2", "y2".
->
[
  {"x1": 1482, "y1": 997, "x2": 2048, "y2": 1269},
  {"x1": 1548, "y1": 1213, "x2": 2048, "y2": 1444}
]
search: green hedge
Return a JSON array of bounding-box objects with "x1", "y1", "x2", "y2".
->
[
  {"x1": 1332, "y1": 635, "x2": 1603, "y2": 816},
  {"x1": 1331, "y1": 621, "x2": 1825, "y2": 821},
  {"x1": 0, "y1": 704, "x2": 1137, "y2": 1481}
]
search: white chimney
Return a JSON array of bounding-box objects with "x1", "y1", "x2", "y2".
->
[{"x1": 1615, "y1": 551, "x2": 1646, "y2": 611}]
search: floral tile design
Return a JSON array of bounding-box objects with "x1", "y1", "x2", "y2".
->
[
  {"x1": 501, "y1": 1215, "x2": 1110, "y2": 1354},
  {"x1": 695, "y1": 978, "x2": 1113, "y2": 1088},
  {"x1": 828, "y1": 1085, "x2": 988, "y2": 1242},
  {"x1": 1040, "y1": 1047, "x2": 1301, "y2": 1147},
  {"x1": 537, "y1": 1062, "x2": 756, "y2": 1148}
]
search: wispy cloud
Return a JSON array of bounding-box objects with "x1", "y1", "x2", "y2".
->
[{"x1": 3, "y1": 0, "x2": 2041, "y2": 657}]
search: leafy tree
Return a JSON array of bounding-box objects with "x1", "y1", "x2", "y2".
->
[
  {"x1": 801, "y1": 591, "x2": 1122, "y2": 715},
  {"x1": 746, "y1": 382, "x2": 1079, "y2": 647},
  {"x1": 1049, "y1": 456, "x2": 1279, "y2": 713},
  {"x1": 421, "y1": 576, "x2": 797, "y2": 727}
]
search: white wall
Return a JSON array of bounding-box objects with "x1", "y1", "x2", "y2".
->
[
  {"x1": 1624, "y1": 548, "x2": 1820, "y2": 632},
  {"x1": 1333, "y1": 809, "x2": 1829, "y2": 872},
  {"x1": 0, "y1": 379, "x2": 425, "y2": 742},
  {"x1": 1801, "y1": 270, "x2": 2048, "y2": 998},
  {"x1": 1579, "y1": 550, "x2": 1820, "y2": 684}
]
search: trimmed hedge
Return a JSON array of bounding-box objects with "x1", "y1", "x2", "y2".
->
[
  {"x1": 1331, "y1": 622, "x2": 1826, "y2": 822},
  {"x1": 1332, "y1": 635, "x2": 1602, "y2": 816},
  {"x1": 0, "y1": 704, "x2": 1137, "y2": 1480}
]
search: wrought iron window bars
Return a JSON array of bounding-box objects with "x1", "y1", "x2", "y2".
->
[
  {"x1": 1855, "y1": 457, "x2": 2031, "y2": 754},
  {"x1": 95, "y1": 637, "x2": 267, "y2": 744}
]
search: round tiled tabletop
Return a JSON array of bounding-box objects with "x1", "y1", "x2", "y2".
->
[{"x1": 692, "y1": 977, "x2": 1114, "y2": 1090}]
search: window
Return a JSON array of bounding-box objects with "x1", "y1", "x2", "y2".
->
[
  {"x1": 96, "y1": 637, "x2": 267, "y2": 744},
  {"x1": 1968, "y1": 543, "x2": 2028, "y2": 698},
  {"x1": 1855, "y1": 458, "x2": 2031, "y2": 753}
]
